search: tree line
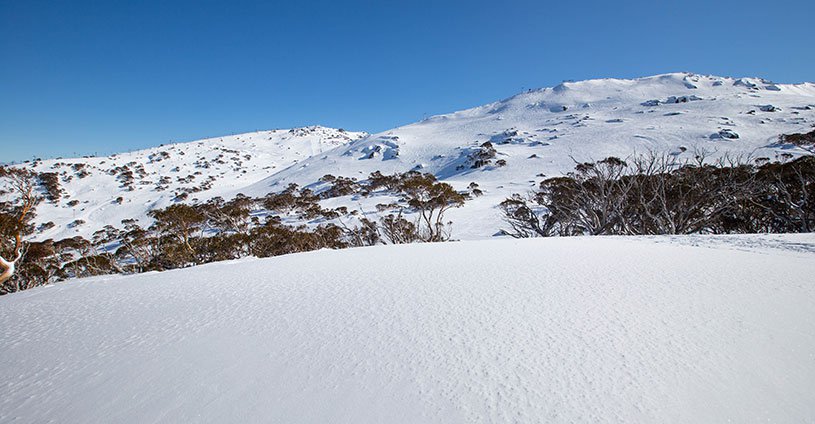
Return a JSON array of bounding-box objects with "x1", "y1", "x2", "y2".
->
[
  {"x1": 500, "y1": 153, "x2": 814, "y2": 237},
  {"x1": 0, "y1": 170, "x2": 465, "y2": 294},
  {"x1": 3, "y1": 139, "x2": 814, "y2": 294}
]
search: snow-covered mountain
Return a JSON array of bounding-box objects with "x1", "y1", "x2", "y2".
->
[
  {"x1": 15, "y1": 73, "x2": 815, "y2": 240},
  {"x1": 2, "y1": 234, "x2": 814, "y2": 422}
]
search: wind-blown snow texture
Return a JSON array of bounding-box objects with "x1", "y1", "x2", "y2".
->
[
  {"x1": 2, "y1": 235, "x2": 814, "y2": 423},
  {"x1": 16, "y1": 73, "x2": 815, "y2": 241}
]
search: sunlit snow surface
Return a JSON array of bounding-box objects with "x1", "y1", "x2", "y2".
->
[{"x1": 2, "y1": 234, "x2": 814, "y2": 423}]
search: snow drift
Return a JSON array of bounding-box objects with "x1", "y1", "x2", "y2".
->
[{"x1": 2, "y1": 234, "x2": 814, "y2": 423}]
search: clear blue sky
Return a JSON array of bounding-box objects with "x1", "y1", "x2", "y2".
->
[{"x1": 1, "y1": 0, "x2": 813, "y2": 162}]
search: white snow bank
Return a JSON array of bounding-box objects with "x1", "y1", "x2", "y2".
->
[{"x1": 2, "y1": 234, "x2": 814, "y2": 423}]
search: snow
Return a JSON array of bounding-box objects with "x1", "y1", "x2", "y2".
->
[
  {"x1": 15, "y1": 126, "x2": 367, "y2": 241},
  {"x1": 8, "y1": 73, "x2": 815, "y2": 242},
  {"x1": 247, "y1": 73, "x2": 815, "y2": 238},
  {"x1": 2, "y1": 234, "x2": 814, "y2": 423}
]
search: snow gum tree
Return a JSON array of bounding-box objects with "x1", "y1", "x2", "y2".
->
[
  {"x1": 0, "y1": 167, "x2": 39, "y2": 292},
  {"x1": 396, "y1": 172, "x2": 465, "y2": 242},
  {"x1": 148, "y1": 203, "x2": 206, "y2": 266}
]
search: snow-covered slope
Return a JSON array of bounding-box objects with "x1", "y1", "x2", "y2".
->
[
  {"x1": 13, "y1": 73, "x2": 815, "y2": 240},
  {"x1": 248, "y1": 73, "x2": 815, "y2": 237},
  {"x1": 2, "y1": 234, "x2": 814, "y2": 423},
  {"x1": 264, "y1": 73, "x2": 815, "y2": 190},
  {"x1": 21, "y1": 126, "x2": 366, "y2": 241}
]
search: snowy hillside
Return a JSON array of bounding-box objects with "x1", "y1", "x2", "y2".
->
[
  {"x1": 251, "y1": 73, "x2": 815, "y2": 237},
  {"x1": 2, "y1": 235, "x2": 814, "y2": 423},
  {"x1": 19, "y1": 126, "x2": 366, "y2": 241},
  {"x1": 11, "y1": 73, "x2": 815, "y2": 240},
  {"x1": 264, "y1": 73, "x2": 815, "y2": 188}
]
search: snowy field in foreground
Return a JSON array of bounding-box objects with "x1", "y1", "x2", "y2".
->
[{"x1": 1, "y1": 234, "x2": 814, "y2": 423}]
